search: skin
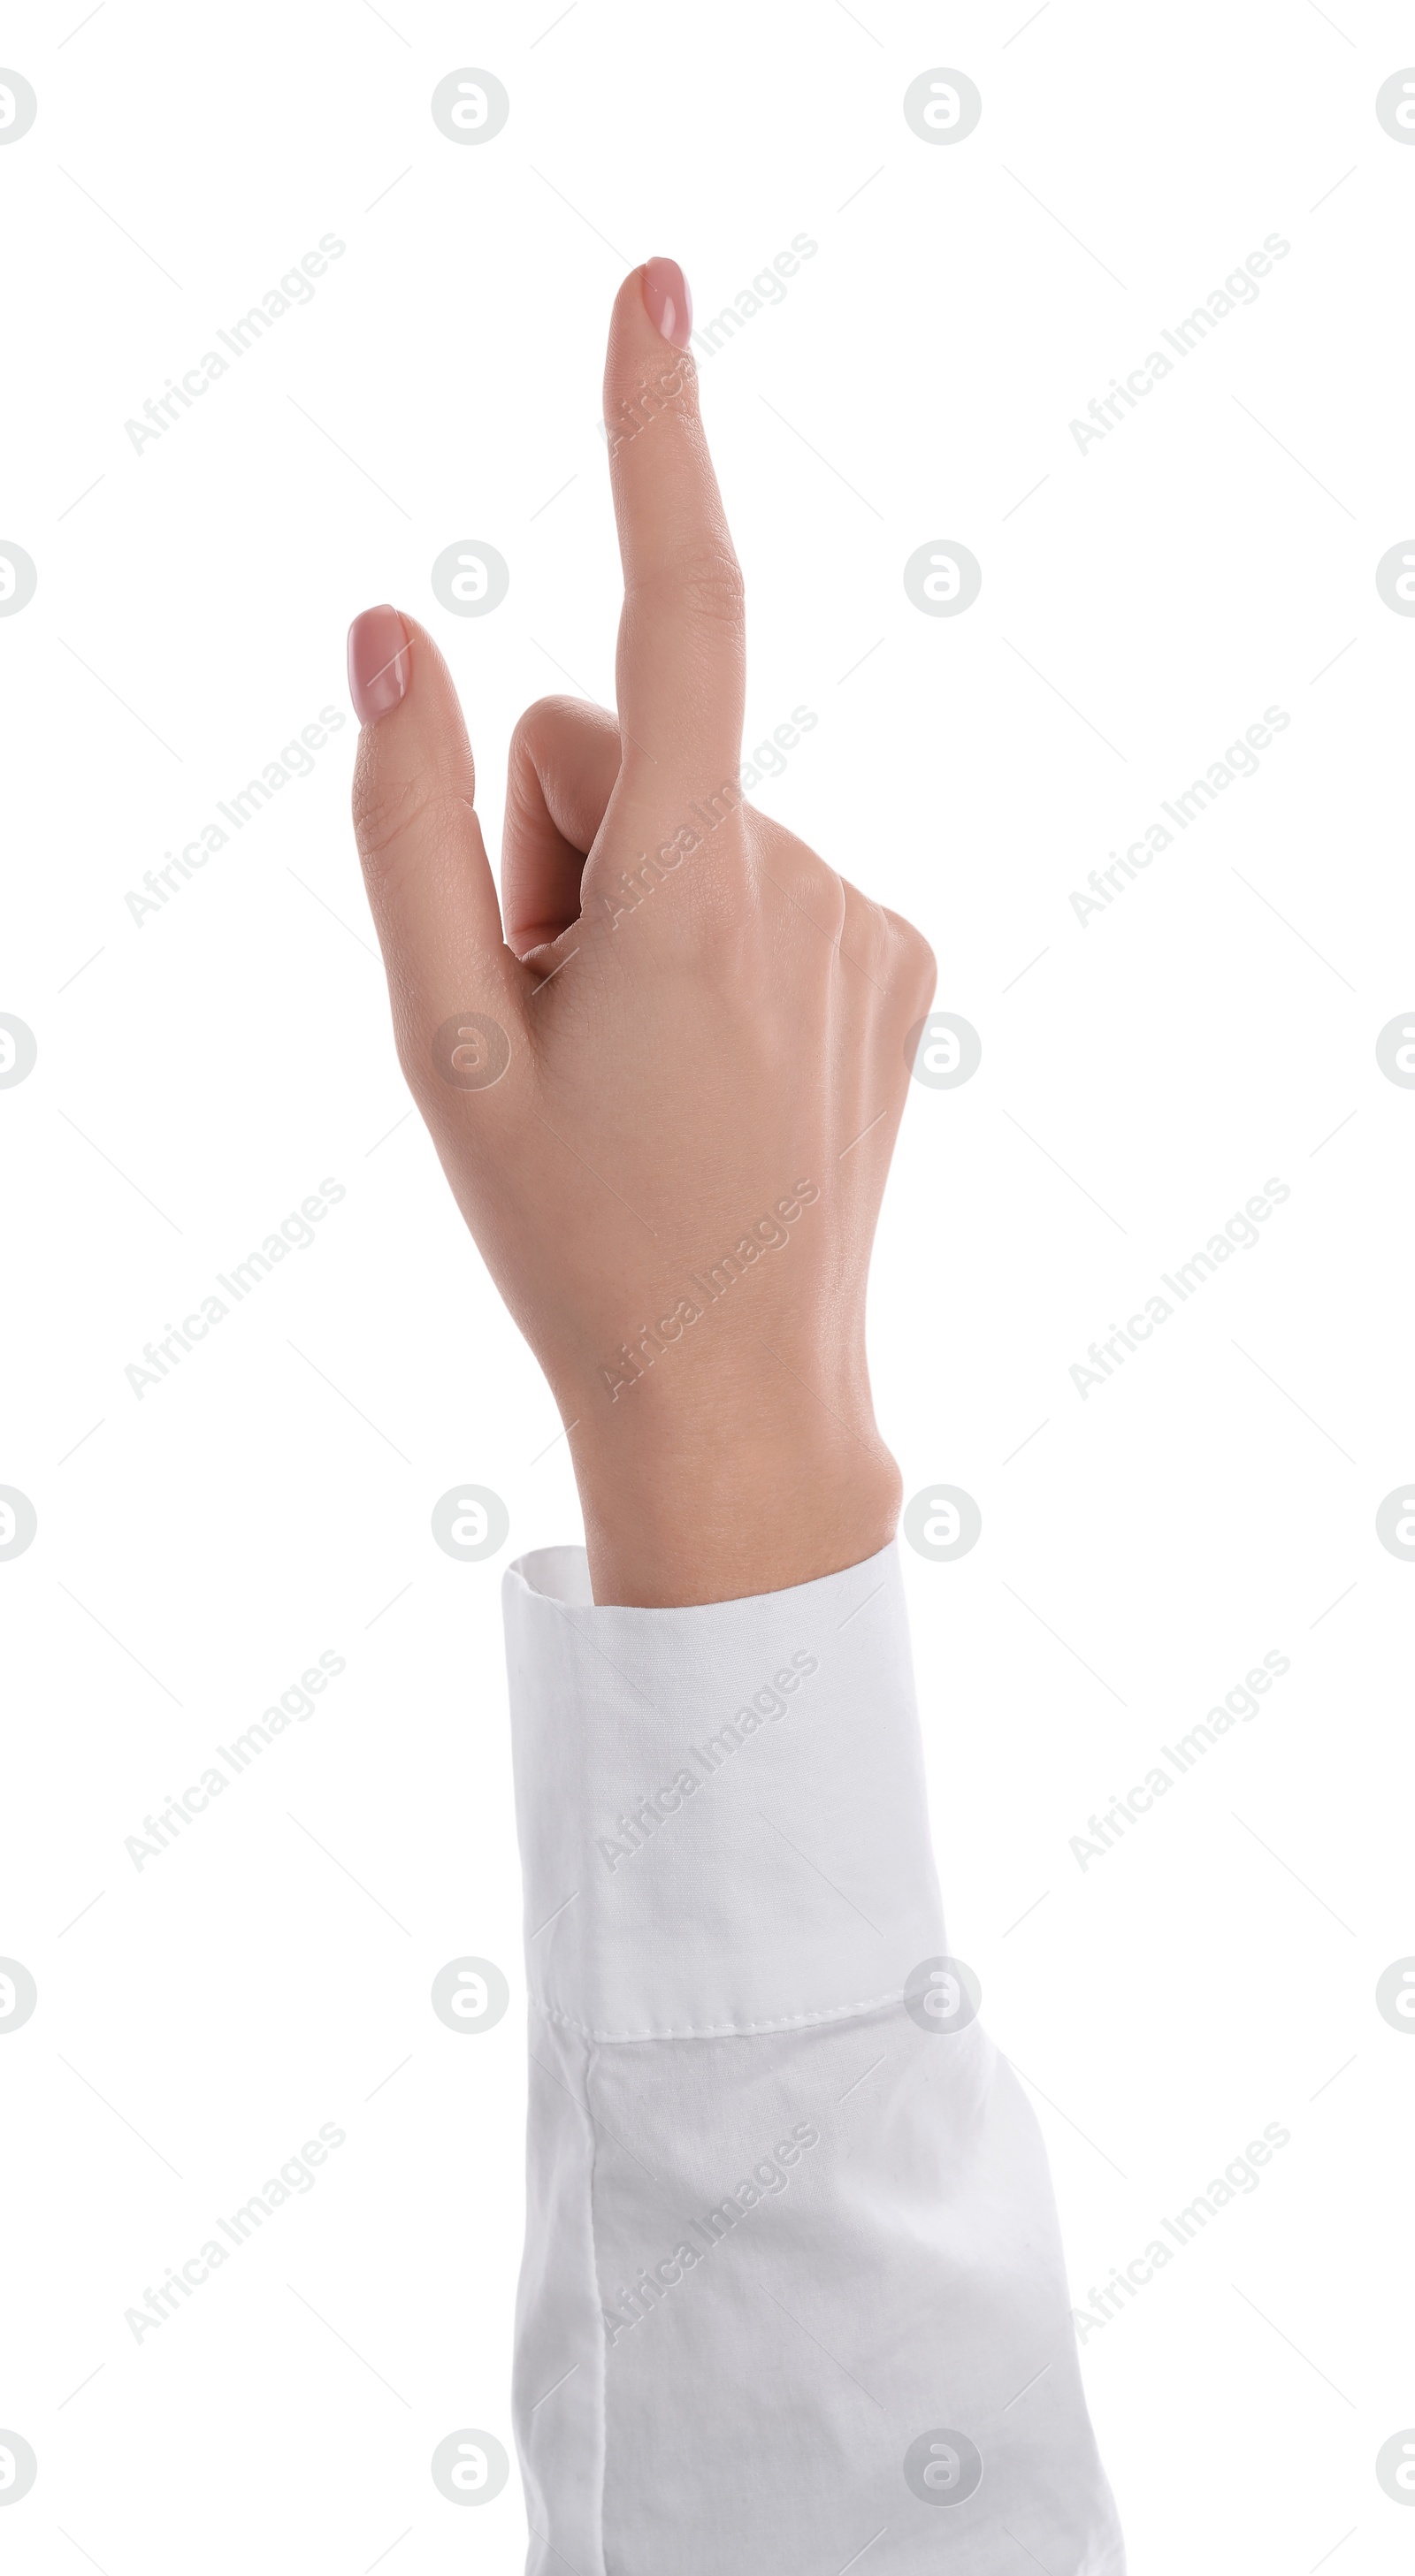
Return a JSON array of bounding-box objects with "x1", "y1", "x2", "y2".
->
[{"x1": 348, "y1": 265, "x2": 936, "y2": 1607}]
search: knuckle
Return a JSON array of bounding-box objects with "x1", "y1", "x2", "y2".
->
[
  {"x1": 769, "y1": 850, "x2": 845, "y2": 944},
  {"x1": 906, "y1": 927, "x2": 938, "y2": 998},
  {"x1": 630, "y1": 542, "x2": 746, "y2": 627},
  {"x1": 354, "y1": 767, "x2": 471, "y2": 877},
  {"x1": 390, "y1": 1012, "x2": 427, "y2": 1096},
  {"x1": 509, "y1": 695, "x2": 582, "y2": 762},
  {"x1": 883, "y1": 908, "x2": 937, "y2": 1001},
  {"x1": 838, "y1": 877, "x2": 891, "y2": 975},
  {"x1": 753, "y1": 821, "x2": 840, "y2": 932}
]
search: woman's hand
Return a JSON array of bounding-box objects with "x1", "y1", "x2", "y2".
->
[{"x1": 348, "y1": 259, "x2": 935, "y2": 1606}]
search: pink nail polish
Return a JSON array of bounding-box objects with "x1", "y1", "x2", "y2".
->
[
  {"x1": 348, "y1": 605, "x2": 410, "y2": 726},
  {"x1": 641, "y1": 256, "x2": 692, "y2": 351}
]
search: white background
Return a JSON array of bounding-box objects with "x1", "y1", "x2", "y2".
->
[{"x1": 3, "y1": 0, "x2": 1414, "y2": 2567}]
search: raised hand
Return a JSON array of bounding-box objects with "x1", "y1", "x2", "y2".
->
[{"x1": 348, "y1": 259, "x2": 935, "y2": 1605}]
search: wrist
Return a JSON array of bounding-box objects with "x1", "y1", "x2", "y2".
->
[{"x1": 568, "y1": 1387, "x2": 900, "y2": 1607}]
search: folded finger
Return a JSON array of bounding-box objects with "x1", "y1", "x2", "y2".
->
[{"x1": 501, "y1": 694, "x2": 622, "y2": 955}]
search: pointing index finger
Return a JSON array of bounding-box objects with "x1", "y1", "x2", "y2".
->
[{"x1": 604, "y1": 261, "x2": 746, "y2": 790}]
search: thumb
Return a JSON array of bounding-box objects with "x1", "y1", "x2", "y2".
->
[{"x1": 348, "y1": 606, "x2": 527, "y2": 1099}]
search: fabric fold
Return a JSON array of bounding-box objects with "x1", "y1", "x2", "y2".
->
[{"x1": 502, "y1": 1540, "x2": 1127, "y2": 2575}]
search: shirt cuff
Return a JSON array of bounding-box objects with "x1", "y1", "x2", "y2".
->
[{"x1": 501, "y1": 1540, "x2": 945, "y2": 2042}]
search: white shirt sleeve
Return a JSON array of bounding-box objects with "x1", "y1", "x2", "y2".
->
[{"x1": 501, "y1": 1537, "x2": 1127, "y2": 2574}]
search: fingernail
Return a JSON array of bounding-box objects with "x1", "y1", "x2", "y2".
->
[
  {"x1": 348, "y1": 605, "x2": 410, "y2": 726},
  {"x1": 641, "y1": 256, "x2": 692, "y2": 351}
]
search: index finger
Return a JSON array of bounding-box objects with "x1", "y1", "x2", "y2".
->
[{"x1": 604, "y1": 261, "x2": 746, "y2": 792}]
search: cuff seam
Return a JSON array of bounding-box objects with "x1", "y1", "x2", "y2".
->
[{"x1": 529, "y1": 1987, "x2": 905, "y2": 2045}]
